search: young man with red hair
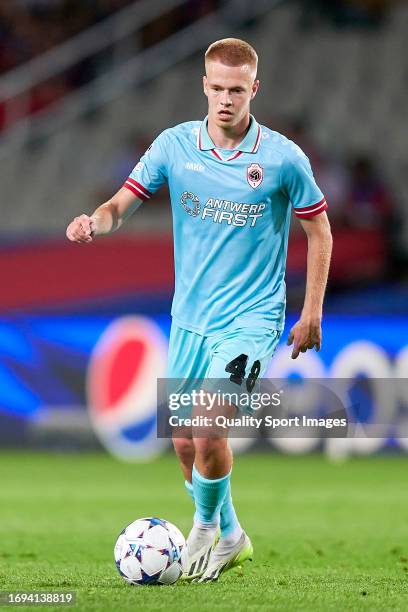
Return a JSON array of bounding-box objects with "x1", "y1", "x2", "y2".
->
[{"x1": 67, "y1": 38, "x2": 332, "y2": 582}]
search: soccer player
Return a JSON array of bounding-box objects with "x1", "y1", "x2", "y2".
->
[{"x1": 66, "y1": 38, "x2": 332, "y2": 582}]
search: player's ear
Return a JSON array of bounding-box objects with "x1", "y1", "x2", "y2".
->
[
  {"x1": 251, "y1": 79, "x2": 260, "y2": 100},
  {"x1": 203, "y1": 75, "x2": 208, "y2": 97}
]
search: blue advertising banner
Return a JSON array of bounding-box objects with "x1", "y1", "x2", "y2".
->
[{"x1": 0, "y1": 313, "x2": 407, "y2": 457}]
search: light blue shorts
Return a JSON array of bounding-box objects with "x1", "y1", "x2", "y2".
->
[{"x1": 167, "y1": 323, "x2": 281, "y2": 415}]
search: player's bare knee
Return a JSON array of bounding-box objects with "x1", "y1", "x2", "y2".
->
[
  {"x1": 193, "y1": 436, "x2": 228, "y2": 464},
  {"x1": 172, "y1": 436, "x2": 194, "y2": 465}
]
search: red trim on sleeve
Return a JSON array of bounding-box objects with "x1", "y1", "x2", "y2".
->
[
  {"x1": 126, "y1": 178, "x2": 151, "y2": 198},
  {"x1": 294, "y1": 197, "x2": 328, "y2": 218},
  {"x1": 123, "y1": 181, "x2": 149, "y2": 201}
]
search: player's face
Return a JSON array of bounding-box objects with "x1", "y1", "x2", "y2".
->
[{"x1": 203, "y1": 61, "x2": 259, "y2": 129}]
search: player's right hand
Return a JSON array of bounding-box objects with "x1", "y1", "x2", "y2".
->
[{"x1": 66, "y1": 214, "x2": 95, "y2": 244}]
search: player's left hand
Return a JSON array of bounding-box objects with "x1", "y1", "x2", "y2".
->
[{"x1": 287, "y1": 317, "x2": 322, "y2": 359}]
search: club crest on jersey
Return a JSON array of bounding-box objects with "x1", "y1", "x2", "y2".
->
[
  {"x1": 247, "y1": 163, "x2": 263, "y2": 189},
  {"x1": 180, "y1": 191, "x2": 200, "y2": 217}
]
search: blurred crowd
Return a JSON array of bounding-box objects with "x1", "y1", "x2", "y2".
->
[
  {"x1": 0, "y1": 0, "x2": 405, "y2": 285},
  {"x1": 0, "y1": 0, "x2": 400, "y2": 129},
  {"x1": 280, "y1": 116, "x2": 401, "y2": 282},
  {"x1": 282, "y1": 118, "x2": 395, "y2": 232},
  {"x1": 0, "y1": 0, "x2": 221, "y2": 129},
  {"x1": 0, "y1": 0, "x2": 221, "y2": 74},
  {"x1": 1, "y1": 0, "x2": 402, "y2": 125},
  {"x1": 0, "y1": 0, "x2": 134, "y2": 73},
  {"x1": 0, "y1": 0, "x2": 135, "y2": 127},
  {"x1": 299, "y1": 0, "x2": 400, "y2": 28}
]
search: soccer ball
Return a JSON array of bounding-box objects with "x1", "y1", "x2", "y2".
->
[{"x1": 114, "y1": 517, "x2": 188, "y2": 586}]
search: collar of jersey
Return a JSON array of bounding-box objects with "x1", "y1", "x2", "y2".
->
[{"x1": 197, "y1": 114, "x2": 261, "y2": 160}]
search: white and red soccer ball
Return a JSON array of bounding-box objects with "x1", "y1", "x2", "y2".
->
[{"x1": 114, "y1": 517, "x2": 188, "y2": 586}]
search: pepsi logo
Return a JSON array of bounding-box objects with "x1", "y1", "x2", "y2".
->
[{"x1": 87, "y1": 316, "x2": 169, "y2": 461}]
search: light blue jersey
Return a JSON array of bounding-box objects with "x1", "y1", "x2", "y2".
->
[{"x1": 124, "y1": 116, "x2": 327, "y2": 335}]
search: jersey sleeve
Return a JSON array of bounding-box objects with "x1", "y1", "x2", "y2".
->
[
  {"x1": 123, "y1": 131, "x2": 169, "y2": 201},
  {"x1": 280, "y1": 150, "x2": 328, "y2": 219}
]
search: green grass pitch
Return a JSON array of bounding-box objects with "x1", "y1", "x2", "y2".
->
[{"x1": 0, "y1": 451, "x2": 407, "y2": 611}]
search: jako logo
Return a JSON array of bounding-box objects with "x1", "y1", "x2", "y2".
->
[
  {"x1": 185, "y1": 162, "x2": 204, "y2": 172},
  {"x1": 87, "y1": 316, "x2": 168, "y2": 461}
]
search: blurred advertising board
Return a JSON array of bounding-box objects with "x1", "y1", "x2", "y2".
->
[{"x1": 0, "y1": 312, "x2": 406, "y2": 458}]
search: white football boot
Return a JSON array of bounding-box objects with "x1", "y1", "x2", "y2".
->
[
  {"x1": 181, "y1": 525, "x2": 220, "y2": 581},
  {"x1": 195, "y1": 531, "x2": 253, "y2": 583}
]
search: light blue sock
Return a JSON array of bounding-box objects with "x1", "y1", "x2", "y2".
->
[
  {"x1": 219, "y1": 482, "x2": 241, "y2": 538},
  {"x1": 185, "y1": 479, "x2": 194, "y2": 502},
  {"x1": 186, "y1": 472, "x2": 241, "y2": 537},
  {"x1": 191, "y1": 465, "x2": 230, "y2": 527}
]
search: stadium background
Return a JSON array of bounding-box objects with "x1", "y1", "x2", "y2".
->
[
  {"x1": 0, "y1": 0, "x2": 406, "y2": 458},
  {"x1": 0, "y1": 2, "x2": 407, "y2": 609}
]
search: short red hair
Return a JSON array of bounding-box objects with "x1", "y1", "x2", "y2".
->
[{"x1": 205, "y1": 38, "x2": 258, "y2": 74}]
